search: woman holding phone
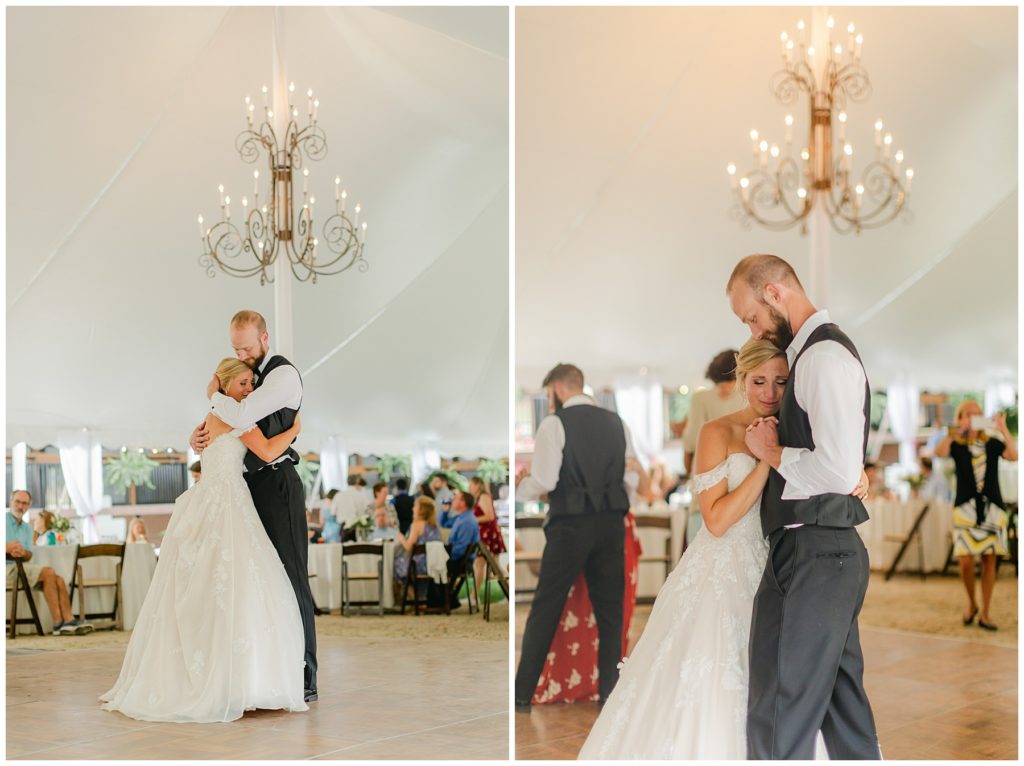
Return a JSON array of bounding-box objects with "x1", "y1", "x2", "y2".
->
[{"x1": 934, "y1": 399, "x2": 1018, "y2": 630}]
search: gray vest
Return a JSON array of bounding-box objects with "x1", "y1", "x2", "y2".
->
[
  {"x1": 243, "y1": 355, "x2": 302, "y2": 474},
  {"x1": 547, "y1": 404, "x2": 630, "y2": 520},
  {"x1": 760, "y1": 323, "x2": 871, "y2": 536}
]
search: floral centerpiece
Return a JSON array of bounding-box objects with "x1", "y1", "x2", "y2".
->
[
  {"x1": 350, "y1": 514, "x2": 374, "y2": 541},
  {"x1": 49, "y1": 511, "x2": 74, "y2": 544}
]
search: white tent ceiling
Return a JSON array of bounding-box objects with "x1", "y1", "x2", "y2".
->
[
  {"x1": 6, "y1": 6, "x2": 509, "y2": 456},
  {"x1": 516, "y1": 6, "x2": 1017, "y2": 393}
]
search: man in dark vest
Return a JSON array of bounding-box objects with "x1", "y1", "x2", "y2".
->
[
  {"x1": 513, "y1": 363, "x2": 635, "y2": 714},
  {"x1": 190, "y1": 310, "x2": 318, "y2": 703},
  {"x1": 728, "y1": 255, "x2": 880, "y2": 759}
]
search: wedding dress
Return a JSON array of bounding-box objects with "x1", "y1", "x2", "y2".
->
[
  {"x1": 578, "y1": 452, "x2": 826, "y2": 759},
  {"x1": 100, "y1": 429, "x2": 307, "y2": 722}
]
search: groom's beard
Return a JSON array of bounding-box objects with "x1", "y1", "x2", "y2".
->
[{"x1": 764, "y1": 307, "x2": 794, "y2": 350}]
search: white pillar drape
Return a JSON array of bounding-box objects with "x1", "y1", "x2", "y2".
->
[
  {"x1": 613, "y1": 376, "x2": 665, "y2": 468},
  {"x1": 318, "y1": 436, "x2": 348, "y2": 493},
  {"x1": 12, "y1": 442, "x2": 28, "y2": 497},
  {"x1": 984, "y1": 378, "x2": 1016, "y2": 417},
  {"x1": 885, "y1": 380, "x2": 920, "y2": 470},
  {"x1": 412, "y1": 445, "x2": 441, "y2": 485},
  {"x1": 57, "y1": 429, "x2": 104, "y2": 543}
]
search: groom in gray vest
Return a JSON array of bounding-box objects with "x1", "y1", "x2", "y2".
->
[
  {"x1": 514, "y1": 363, "x2": 634, "y2": 713},
  {"x1": 728, "y1": 255, "x2": 880, "y2": 759}
]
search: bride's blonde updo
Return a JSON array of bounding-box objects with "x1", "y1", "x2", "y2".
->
[
  {"x1": 215, "y1": 358, "x2": 252, "y2": 391},
  {"x1": 734, "y1": 338, "x2": 786, "y2": 389}
]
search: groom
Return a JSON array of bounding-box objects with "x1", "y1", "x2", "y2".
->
[
  {"x1": 728, "y1": 255, "x2": 880, "y2": 759},
  {"x1": 190, "y1": 310, "x2": 318, "y2": 703}
]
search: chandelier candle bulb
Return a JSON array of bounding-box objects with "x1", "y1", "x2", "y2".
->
[
  {"x1": 905, "y1": 168, "x2": 914, "y2": 193},
  {"x1": 198, "y1": 215, "x2": 204, "y2": 239},
  {"x1": 313, "y1": 99, "x2": 319, "y2": 123},
  {"x1": 837, "y1": 111, "x2": 847, "y2": 142},
  {"x1": 855, "y1": 34, "x2": 863, "y2": 61},
  {"x1": 303, "y1": 167, "x2": 309, "y2": 194},
  {"x1": 341, "y1": 189, "x2": 347, "y2": 212},
  {"x1": 895, "y1": 150, "x2": 904, "y2": 166},
  {"x1": 355, "y1": 203, "x2": 361, "y2": 227},
  {"x1": 847, "y1": 23, "x2": 855, "y2": 54},
  {"x1": 224, "y1": 196, "x2": 231, "y2": 220},
  {"x1": 874, "y1": 119, "x2": 883, "y2": 148},
  {"x1": 253, "y1": 170, "x2": 259, "y2": 198},
  {"x1": 770, "y1": 144, "x2": 780, "y2": 159},
  {"x1": 727, "y1": 162, "x2": 737, "y2": 189}
]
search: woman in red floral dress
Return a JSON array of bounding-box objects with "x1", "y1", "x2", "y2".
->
[
  {"x1": 469, "y1": 476, "x2": 507, "y2": 589},
  {"x1": 531, "y1": 463, "x2": 647, "y2": 705}
]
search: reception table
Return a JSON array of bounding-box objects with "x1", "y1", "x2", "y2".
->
[
  {"x1": 857, "y1": 497, "x2": 954, "y2": 574},
  {"x1": 307, "y1": 541, "x2": 396, "y2": 612},
  {"x1": 9, "y1": 543, "x2": 158, "y2": 635}
]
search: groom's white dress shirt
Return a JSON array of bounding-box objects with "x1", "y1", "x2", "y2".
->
[
  {"x1": 209, "y1": 348, "x2": 302, "y2": 469},
  {"x1": 518, "y1": 394, "x2": 639, "y2": 502},
  {"x1": 777, "y1": 310, "x2": 867, "y2": 500}
]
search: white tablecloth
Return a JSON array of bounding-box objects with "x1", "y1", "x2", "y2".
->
[
  {"x1": 307, "y1": 541, "x2": 395, "y2": 611},
  {"x1": 514, "y1": 509, "x2": 686, "y2": 599},
  {"x1": 857, "y1": 497, "x2": 954, "y2": 573},
  {"x1": 8, "y1": 543, "x2": 158, "y2": 634}
]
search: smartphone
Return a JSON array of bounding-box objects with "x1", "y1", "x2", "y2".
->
[{"x1": 971, "y1": 415, "x2": 997, "y2": 432}]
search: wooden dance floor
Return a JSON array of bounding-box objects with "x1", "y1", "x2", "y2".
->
[
  {"x1": 7, "y1": 632, "x2": 508, "y2": 760},
  {"x1": 515, "y1": 604, "x2": 1018, "y2": 760}
]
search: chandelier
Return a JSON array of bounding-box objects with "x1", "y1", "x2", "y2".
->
[
  {"x1": 727, "y1": 16, "x2": 914, "y2": 235},
  {"x1": 197, "y1": 83, "x2": 367, "y2": 284}
]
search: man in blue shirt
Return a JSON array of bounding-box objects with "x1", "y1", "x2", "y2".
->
[
  {"x1": 440, "y1": 490, "x2": 480, "y2": 609},
  {"x1": 6, "y1": 490, "x2": 91, "y2": 635}
]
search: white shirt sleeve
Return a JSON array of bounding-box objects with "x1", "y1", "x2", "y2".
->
[
  {"x1": 209, "y1": 365, "x2": 302, "y2": 429},
  {"x1": 778, "y1": 341, "x2": 867, "y2": 500},
  {"x1": 516, "y1": 415, "x2": 565, "y2": 501}
]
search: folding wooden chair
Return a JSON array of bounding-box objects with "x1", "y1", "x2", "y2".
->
[
  {"x1": 74, "y1": 543, "x2": 127, "y2": 630},
  {"x1": 884, "y1": 503, "x2": 931, "y2": 581},
  {"x1": 400, "y1": 543, "x2": 450, "y2": 615},
  {"x1": 341, "y1": 543, "x2": 385, "y2": 616},
  {"x1": 475, "y1": 542, "x2": 509, "y2": 622},
  {"x1": 6, "y1": 558, "x2": 44, "y2": 638},
  {"x1": 446, "y1": 543, "x2": 478, "y2": 615}
]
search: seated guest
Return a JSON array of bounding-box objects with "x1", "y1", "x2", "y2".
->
[
  {"x1": 919, "y1": 456, "x2": 954, "y2": 503},
  {"x1": 321, "y1": 489, "x2": 342, "y2": 543},
  {"x1": 189, "y1": 461, "x2": 202, "y2": 484},
  {"x1": 333, "y1": 476, "x2": 368, "y2": 541},
  {"x1": 32, "y1": 511, "x2": 57, "y2": 546},
  {"x1": 865, "y1": 461, "x2": 895, "y2": 499},
  {"x1": 394, "y1": 497, "x2": 442, "y2": 601},
  {"x1": 440, "y1": 490, "x2": 481, "y2": 609},
  {"x1": 391, "y1": 478, "x2": 415, "y2": 535},
  {"x1": 6, "y1": 490, "x2": 93, "y2": 635},
  {"x1": 371, "y1": 482, "x2": 399, "y2": 529},
  {"x1": 126, "y1": 516, "x2": 150, "y2": 544},
  {"x1": 368, "y1": 506, "x2": 397, "y2": 541}
]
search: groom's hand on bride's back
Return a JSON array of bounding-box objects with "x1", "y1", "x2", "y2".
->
[{"x1": 190, "y1": 420, "x2": 211, "y2": 453}]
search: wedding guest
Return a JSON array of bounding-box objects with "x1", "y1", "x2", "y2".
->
[
  {"x1": 189, "y1": 461, "x2": 202, "y2": 484},
  {"x1": 32, "y1": 511, "x2": 57, "y2": 546},
  {"x1": 441, "y1": 490, "x2": 481, "y2": 609},
  {"x1": 864, "y1": 461, "x2": 894, "y2": 499},
  {"x1": 682, "y1": 349, "x2": 744, "y2": 476},
  {"x1": 394, "y1": 497, "x2": 443, "y2": 601},
  {"x1": 919, "y1": 456, "x2": 954, "y2": 504},
  {"x1": 6, "y1": 490, "x2": 92, "y2": 635},
  {"x1": 391, "y1": 478, "x2": 415, "y2": 535},
  {"x1": 127, "y1": 517, "x2": 150, "y2": 544},
  {"x1": 514, "y1": 363, "x2": 636, "y2": 713},
  {"x1": 371, "y1": 482, "x2": 399, "y2": 528},
  {"x1": 417, "y1": 481, "x2": 435, "y2": 501},
  {"x1": 431, "y1": 473, "x2": 455, "y2": 516},
  {"x1": 332, "y1": 475, "x2": 368, "y2": 541},
  {"x1": 934, "y1": 400, "x2": 1018, "y2": 631},
  {"x1": 468, "y1": 476, "x2": 506, "y2": 589},
  {"x1": 368, "y1": 506, "x2": 397, "y2": 541}
]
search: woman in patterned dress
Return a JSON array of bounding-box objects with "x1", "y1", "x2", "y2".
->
[
  {"x1": 469, "y1": 476, "x2": 507, "y2": 588},
  {"x1": 934, "y1": 399, "x2": 1018, "y2": 631}
]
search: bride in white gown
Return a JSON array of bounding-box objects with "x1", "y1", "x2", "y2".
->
[
  {"x1": 100, "y1": 358, "x2": 308, "y2": 723},
  {"x1": 578, "y1": 339, "x2": 865, "y2": 759}
]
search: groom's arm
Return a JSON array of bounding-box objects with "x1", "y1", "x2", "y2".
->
[
  {"x1": 516, "y1": 416, "x2": 565, "y2": 501},
  {"x1": 209, "y1": 365, "x2": 302, "y2": 429},
  {"x1": 777, "y1": 343, "x2": 867, "y2": 499}
]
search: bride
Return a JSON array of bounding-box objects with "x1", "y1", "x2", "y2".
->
[
  {"x1": 100, "y1": 358, "x2": 308, "y2": 722},
  {"x1": 577, "y1": 339, "x2": 866, "y2": 759}
]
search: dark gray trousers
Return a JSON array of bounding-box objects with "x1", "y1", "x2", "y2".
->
[
  {"x1": 747, "y1": 526, "x2": 880, "y2": 760},
  {"x1": 514, "y1": 513, "x2": 625, "y2": 702},
  {"x1": 246, "y1": 463, "x2": 318, "y2": 692}
]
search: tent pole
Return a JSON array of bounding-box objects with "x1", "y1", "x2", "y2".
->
[{"x1": 272, "y1": 7, "x2": 294, "y2": 357}]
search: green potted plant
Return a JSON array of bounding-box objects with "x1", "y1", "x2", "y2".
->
[
  {"x1": 105, "y1": 451, "x2": 158, "y2": 505},
  {"x1": 377, "y1": 455, "x2": 412, "y2": 483},
  {"x1": 294, "y1": 456, "x2": 320, "y2": 492},
  {"x1": 475, "y1": 458, "x2": 509, "y2": 493}
]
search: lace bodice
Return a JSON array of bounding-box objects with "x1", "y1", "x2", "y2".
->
[
  {"x1": 199, "y1": 430, "x2": 251, "y2": 482},
  {"x1": 691, "y1": 452, "x2": 763, "y2": 541}
]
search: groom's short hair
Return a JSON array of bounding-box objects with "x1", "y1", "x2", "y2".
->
[
  {"x1": 542, "y1": 363, "x2": 584, "y2": 390},
  {"x1": 727, "y1": 254, "x2": 804, "y2": 296},
  {"x1": 231, "y1": 310, "x2": 267, "y2": 334}
]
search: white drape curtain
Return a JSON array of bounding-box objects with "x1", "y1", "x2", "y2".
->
[
  {"x1": 885, "y1": 381, "x2": 920, "y2": 470},
  {"x1": 412, "y1": 445, "x2": 441, "y2": 485},
  {"x1": 614, "y1": 376, "x2": 665, "y2": 467},
  {"x1": 318, "y1": 436, "x2": 348, "y2": 493},
  {"x1": 57, "y1": 429, "x2": 104, "y2": 543},
  {"x1": 12, "y1": 442, "x2": 28, "y2": 496}
]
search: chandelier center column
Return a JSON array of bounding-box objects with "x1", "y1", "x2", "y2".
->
[
  {"x1": 807, "y1": 6, "x2": 830, "y2": 307},
  {"x1": 272, "y1": 7, "x2": 294, "y2": 358}
]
